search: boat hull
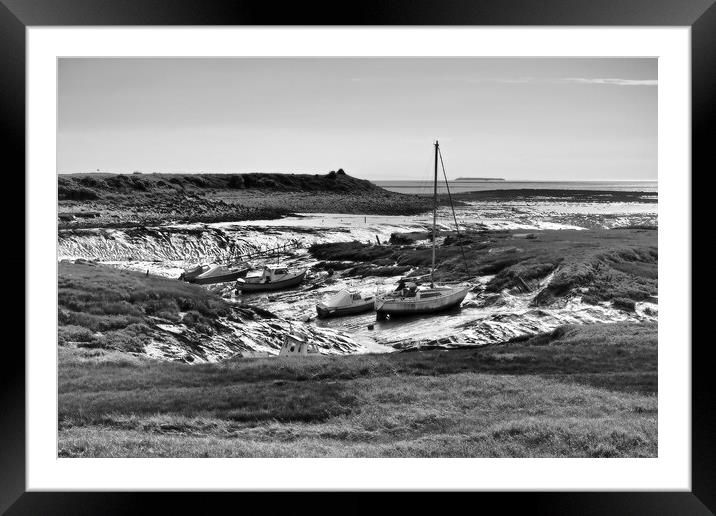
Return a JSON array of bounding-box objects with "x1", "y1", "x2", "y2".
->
[
  {"x1": 181, "y1": 266, "x2": 209, "y2": 282},
  {"x1": 316, "y1": 300, "x2": 375, "y2": 319},
  {"x1": 191, "y1": 268, "x2": 249, "y2": 285},
  {"x1": 239, "y1": 270, "x2": 306, "y2": 292},
  {"x1": 375, "y1": 286, "x2": 469, "y2": 319}
]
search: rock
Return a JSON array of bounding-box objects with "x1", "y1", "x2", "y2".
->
[{"x1": 461, "y1": 301, "x2": 480, "y2": 309}]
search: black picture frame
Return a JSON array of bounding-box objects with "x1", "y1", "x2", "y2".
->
[{"x1": 3, "y1": 0, "x2": 712, "y2": 513}]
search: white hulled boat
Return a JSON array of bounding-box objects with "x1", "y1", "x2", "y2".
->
[
  {"x1": 316, "y1": 289, "x2": 375, "y2": 318},
  {"x1": 375, "y1": 140, "x2": 470, "y2": 319},
  {"x1": 237, "y1": 265, "x2": 307, "y2": 293}
]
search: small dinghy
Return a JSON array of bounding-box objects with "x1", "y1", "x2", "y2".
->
[
  {"x1": 237, "y1": 266, "x2": 307, "y2": 293},
  {"x1": 278, "y1": 333, "x2": 320, "y2": 357},
  {"x1": 192, "y1": 264, "x2": 250, "y2": 285},
  {"x1": 316, "y1": 289, "x2": 375, "y2": 318}
]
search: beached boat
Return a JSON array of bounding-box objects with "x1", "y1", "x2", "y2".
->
[
  {"x1": 278, "y1": 332, "x2": 320, "y2": 357},
  {"x1": 180, "y1": 264, "x2": 210, "y2": 282},
  {"x1": 237, "y1": 266, "x2": 307, "y2": 293},
  {"x1": 192, "y1": 264, "x2": 251, "y2": 285},
  {"x1": 375, "y1": 140, "x2": 471, "y2": 320},
  {"x1": 376, "y1": 281, "x2": 469, "y2": 318},
  {"x1": 316, "y1": 289, "x2": 375, "y2": 318}
]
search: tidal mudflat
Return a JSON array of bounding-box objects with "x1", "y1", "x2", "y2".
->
[{"x1": 59, "y1": 182, "x2": 657, "y2": 358}]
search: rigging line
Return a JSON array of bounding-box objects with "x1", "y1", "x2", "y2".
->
[
  {"x1": 438, "y1": 147, "x2": 472, "y2": 279},
  {"x1": 419, "y1": 144, "x2": 434, "y2": 198}
]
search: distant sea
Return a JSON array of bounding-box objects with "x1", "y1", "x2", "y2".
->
[{"x1": 374, "y1": 180, "x2": 658, "y2": 195}]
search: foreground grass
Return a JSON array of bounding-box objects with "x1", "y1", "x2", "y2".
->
[
  {"x1": 58, "y1": 322, "x2": 657, "y2": 458},
  {"x1": 58, "y1": 262, "x2": 234, "y2": 352}
]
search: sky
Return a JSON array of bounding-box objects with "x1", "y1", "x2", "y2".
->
[{"x1": 58, "y1": 58, "x2": 657, "y2": 181}]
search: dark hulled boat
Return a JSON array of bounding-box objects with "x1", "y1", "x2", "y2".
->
[
  {"x1": 191, "y1": 265, "x2": 251, "y2": 285},
  {"x1": 180, "y1": 264, "x2": 210, "y2": 282}
]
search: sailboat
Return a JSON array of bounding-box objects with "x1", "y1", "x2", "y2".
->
[{"x1": 375, "y1": 140, "x2": 470, "y2": 320}]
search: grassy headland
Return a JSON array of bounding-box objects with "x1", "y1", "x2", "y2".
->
[
  {"x1": 58, "y1": 170, "x2": 434, "y2": 228},
  {"x1": 59, "y1": 321, "x2": 657, "y2": 457}
]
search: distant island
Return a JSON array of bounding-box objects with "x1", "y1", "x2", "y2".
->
[{"x1": 454, "y1": 177, "x2": 505, "y2": 181}]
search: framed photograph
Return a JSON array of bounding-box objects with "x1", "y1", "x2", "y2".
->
[{"x1": 5, "y1": 0, "x2": 712, "y2": 512}]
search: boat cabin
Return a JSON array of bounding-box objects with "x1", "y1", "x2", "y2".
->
[
  {"x1": 279, "y1": 333, "x2": 320, "y2": 357},
  {"x1": 394, "y1": 281, "x2": 419, "y2": 297},
  {"x1": 325, "y1": 290, "x2": 371, "y2": 306},
  {"x1": 245, "y1": 266, "x2": 291, "y2": 284},
  {"x1": 391, "y1": 282, "x2": 453, "y2": 300}
]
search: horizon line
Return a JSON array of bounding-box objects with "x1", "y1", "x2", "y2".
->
[{"x1": 57, "y1": 170, "x2": 658, "y2": 183}]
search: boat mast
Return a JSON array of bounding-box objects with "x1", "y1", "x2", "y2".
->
[{"x1": 431, "y1": 140, "x2": 439, "y2": 287}]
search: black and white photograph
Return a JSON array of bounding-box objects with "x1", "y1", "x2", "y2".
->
[{"x1": 55, "y1": 56, "x2": 660, "y2": 459}]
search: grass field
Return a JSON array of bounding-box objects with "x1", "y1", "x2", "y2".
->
[{"x1": 58, "y1": 322, "x2": 657, "y2": 458}]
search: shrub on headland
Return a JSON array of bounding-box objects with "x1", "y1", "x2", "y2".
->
[
  {"x1": 58, "y1": 184, "x2": 99, "y2": 201},
  {"x1": 612, "y1": 297, "x2": 636, "y2": 312},
  {"x1": 95, "y1": 327, "x2": 150, "y2": 353},
  {"x1": 182, "y1": 311, "x2": 215, "y2": 334},
  {"x1": 310, "y1": 241, "x2": 394, "y2": 261},
  {"x1": 228, "y1": 175, "x2": 245, "y2": 189},
  {"x1": 58, "y1": 325, "x2": 96, "y2": 346}
]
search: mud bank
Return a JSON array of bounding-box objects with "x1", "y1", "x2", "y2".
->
[
  {"x1": 58, "y1": 195, "x2": 658, "y2": 359},
  {"x1": 58, "y1": 195, "x2": 657, "y2": 264}
]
